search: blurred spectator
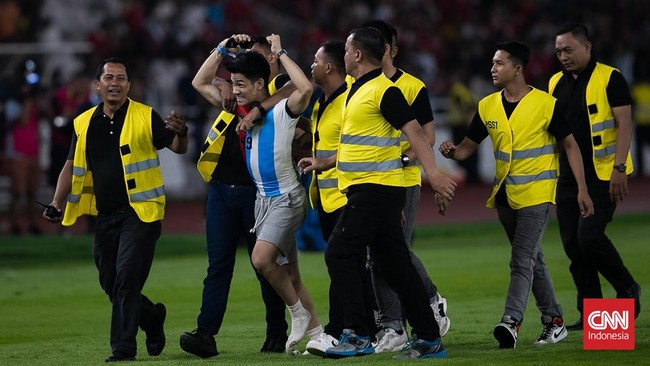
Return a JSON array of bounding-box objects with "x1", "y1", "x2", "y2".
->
[
  {"x1": 446, "y1": 69, "x2": 479, "y2": 184},
  {"x1": 632, "y1": 76, "x2": 650, "y2": 177},
  {"x1": 3, "y1": 62, "x2": 49, "y2": 235}
]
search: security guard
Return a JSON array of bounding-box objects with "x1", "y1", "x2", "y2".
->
[
  {"x1": 44, "y1": 57, "x2": 188, "y2": 362},
  {"x1": 550, "y1": 23, "x2": 640, "y2": 330},
  {"x1": 299, "y1": 27, "x2": 455, "y2": 360},
  {"x1": 440, "y1": 41, "x2": 593, "y2": 348}
]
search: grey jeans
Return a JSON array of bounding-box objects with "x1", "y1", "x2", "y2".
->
[
  {"x1": 369, "y1": 185, "x2": 438, "y2": 331},
  {"x1": 496, "y1": 202, "x2": 562, "y2": 324}
]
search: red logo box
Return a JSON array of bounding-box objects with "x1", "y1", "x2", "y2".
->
[{"x1": 583, "y1": 298, "x2": 635, "y2": 350}]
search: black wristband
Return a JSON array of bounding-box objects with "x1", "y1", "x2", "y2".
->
[{"x1": 177, "y1": 125, "x2": 189, "y2": 137}]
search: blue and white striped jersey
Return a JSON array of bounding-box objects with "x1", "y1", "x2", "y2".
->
[{"x1": 245, "y1": 99, "x2": 302, "y2": 197}]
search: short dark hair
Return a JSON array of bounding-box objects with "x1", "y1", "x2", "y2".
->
[
  {"x1": 250, "y1": 35, "x2": 272, "y2": 55},
  {"x1": 361, "y1": 19, "x2": 397, "y2": 47},
  {"x1": 320, "y1": 40, "x2": 346, "y2": 75},
  {"x1": 496, "y1": 41, "x2": 530, "y2": 70},
  {"x1": 225, "y1": 51, "x2": 270, "y2": 85},
  {"x1": 349, "y1": 27, "x2": 385, "y2": 64},
  {"x1": 96, "y1": 57, "x2": 130, "y2": 81},
  {"x1": 556, "y1": 23, "x2": 591, "y2": 42}
]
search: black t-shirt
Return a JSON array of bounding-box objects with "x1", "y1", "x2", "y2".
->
[
  {"x1": 68, "y1": 100, "x2": 175, "y2": 213},
  {"x1": 212, "y1": 120, "x2": 254, "y2": 185},
  {"x1": 549, "y1": 59, "x2": 632, "y2": 182},
  {"x1": 465, "y1": 90, "x2": 571, "y2": 207},
  {"x1": 389, "y1": 69, "x2": 435, "y2": 125}
]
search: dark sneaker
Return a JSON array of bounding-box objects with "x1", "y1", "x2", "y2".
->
[
  {"x1": 566, "y1": 316, "x2": 583, "y2": 331},
  {"x1": 393, "y1": 338, "x2": 447, "y2": 359},
  {"x1": 619, "y1": 283, "x2": 641, "y2": 318},
  {"x1": 145, "y1": 303, "x2": 166, "y2": 356},
  {"x1": 324, "y1": 329, "x2": 374, "y2": 358},
  {"x1": 535, "y1": 316, "x2": 567, "y2": 344},
  {"x1": 179, "y1": 328, "x2": 218, "y2": 358},
  {"x1": 260, "y1": 333, "x2": 288, "y2": 353},
  {"x1": 493, "y1": 315, "x2": 520, "y2": 349},
  {"x1": 105, "y1": 353, "x2": 135, "y2": 362}
]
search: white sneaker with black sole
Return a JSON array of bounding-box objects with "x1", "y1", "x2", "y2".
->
[
  {"x1": 306, "y1": 332, "x2": 338, "y2": 357},
  {"x1": 535, "y1": 315, "x2": 568, "y2": 345}
]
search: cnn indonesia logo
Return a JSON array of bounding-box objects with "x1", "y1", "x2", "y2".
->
[{"x1": 584, "y1": 299, "x2": 635, "y2": 350}]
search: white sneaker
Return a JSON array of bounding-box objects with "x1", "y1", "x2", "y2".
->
[
  {"x1": 535, "y1": 316, "x2": 568, "y2": 345},
  {"x1": 286, "y1": 306, "x2": 311, "y2": 355},
  {"x1": 374, "y1": 328, "x2": 408, "y2": 353},
  {"x1": 306, "y1": 332, "x2": 338, "y2": 357},
  {"x1": 431, "y1": 294, "x2": 451, "y2": 337}
]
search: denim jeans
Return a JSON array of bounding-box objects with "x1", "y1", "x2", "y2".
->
[
  {"x1": 496, "y1": 202, "x2": 562, "y2": 323},
  {"x1": 197, "y1": 180, "x2": 287, "y2": 337}
]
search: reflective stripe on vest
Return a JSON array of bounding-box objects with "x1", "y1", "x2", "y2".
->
[
  {"x1": 495, "y1": 169, "x2": 557, "y2": 185},
  {"x1": 124, "y1": 157, "x2": 160, "y2": 174},
  {"x1": 338, "y1": 159, "x2": 402, "y2": 172},
  {"x1": 340, "y1": 134, "x2": 400, "y2": 147},
  {"x1": 317, "y1": 178, "x2": 338, "y2": 189}
]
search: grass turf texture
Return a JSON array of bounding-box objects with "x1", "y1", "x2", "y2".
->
[{"x1": 1, "y1": 213, "x2": 648, "y2": 365}]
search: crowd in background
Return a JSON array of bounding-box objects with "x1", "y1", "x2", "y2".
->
[{"x1": 1, "y1": 0, "x2": 650, "y2": 234}]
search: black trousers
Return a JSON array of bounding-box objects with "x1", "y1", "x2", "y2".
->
[
  {"x1": 317, "y1": 206, "x2": 345, "y2": 338},
  {"x1": 556, "y1": 178, "x2": 637, "y2": 314},
  {"x1": 93, "y1": 208, "x2": 161, "y2": 356},
  {"x1": 325, "y1": 184, "x2": 439, "y2": 340}
]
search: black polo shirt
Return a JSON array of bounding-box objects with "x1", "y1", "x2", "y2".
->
[
  {"x1": 68, "y1": 100, "x2": 175, "y2": 213},
  {"x1": 549, "y1": 59, "x2": 632, "y2": 182}
]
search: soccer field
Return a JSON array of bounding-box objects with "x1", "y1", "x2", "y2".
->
[{"x1": 1, "y1": 214, "x2": 648, "y2": 365}]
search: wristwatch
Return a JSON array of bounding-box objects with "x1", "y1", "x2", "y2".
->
[
  {"x1": 613, "y1": 163, "x2": 626, "y2": 173},
  {"x1": 401, "y1": 154, "x2": 410, "y2": 167}
]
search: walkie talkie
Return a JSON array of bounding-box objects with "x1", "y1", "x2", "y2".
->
[{"x1": 36, "y1": 201, "x2": 62, "y2": 219}]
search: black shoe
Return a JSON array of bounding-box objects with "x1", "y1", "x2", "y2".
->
[
  {"x1": 260, "y1": 333, "x2": 288, "y2": 353},
  {"x1": 105, "y1": 353, "x2": 135, "y2": 362},
  {"x1": 566, "y1": 317, "x2": 583, "y2": 331},
  {"x1": 621, "y1": 283, "x2": 641, "y2": 318},
  {"x1": 180, "y1": 328, "x2": 218, "y2": 358},
  {"x1": 146, "y1": 303, "x2": 166, "y2": 356}
]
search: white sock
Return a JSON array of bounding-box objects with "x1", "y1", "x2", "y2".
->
[
  {"x1": 287, "y1": 299, "x2": 303, "y2": 315},
  {"x1": 307, "y1": 325, "x2": 323, "y2": 340}
]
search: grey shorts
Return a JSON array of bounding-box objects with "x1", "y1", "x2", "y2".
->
[{"x1": 252, "y1": 185, "x2": 307, "y2": 265}]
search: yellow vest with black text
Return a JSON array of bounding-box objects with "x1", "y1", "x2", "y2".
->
[
  {"x1": 197, "y1": 75, "x2": 282, "y2": 182},
  {"x1": 308, "y1": 86, "x2": 349, "y2": 212},
  {"x1": 63, "y1": 99, "x2": 165, "y2": 225},
  {"x1": 394, "y1": 71, "x2": 429, "y2": 187},
  {"x1": 549, "y1": 62, "x2": 633, "y2": 180},
  {"x1": 479, "y1": 88, "x2": 559, "y2": 209},
  {"x1": 337, "y1": 73, "x2": 404, "y2": 191}
]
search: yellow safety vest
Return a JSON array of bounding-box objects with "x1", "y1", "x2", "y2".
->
[
  {"x1": 196, "y1": 75, "x2": 283, "y2": 182},
  {"x1": 393, "y1": 70, "x2": 430, "y2": 187},
  {"x1": 479, "y1": 88, "x2": 559, "y2": 209},
  {"x1": 308, "y1": 83, "x2": 349, "y2": 212},
  {"x1": 549, "y1": 62, "x2": 633, "y2": 180},
  {"x1": 337, "y1": 72, "x2": 404, "y2": 191},
  {"x1": 63, "y1": 99, "x2": 165, "y2": 225}
]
